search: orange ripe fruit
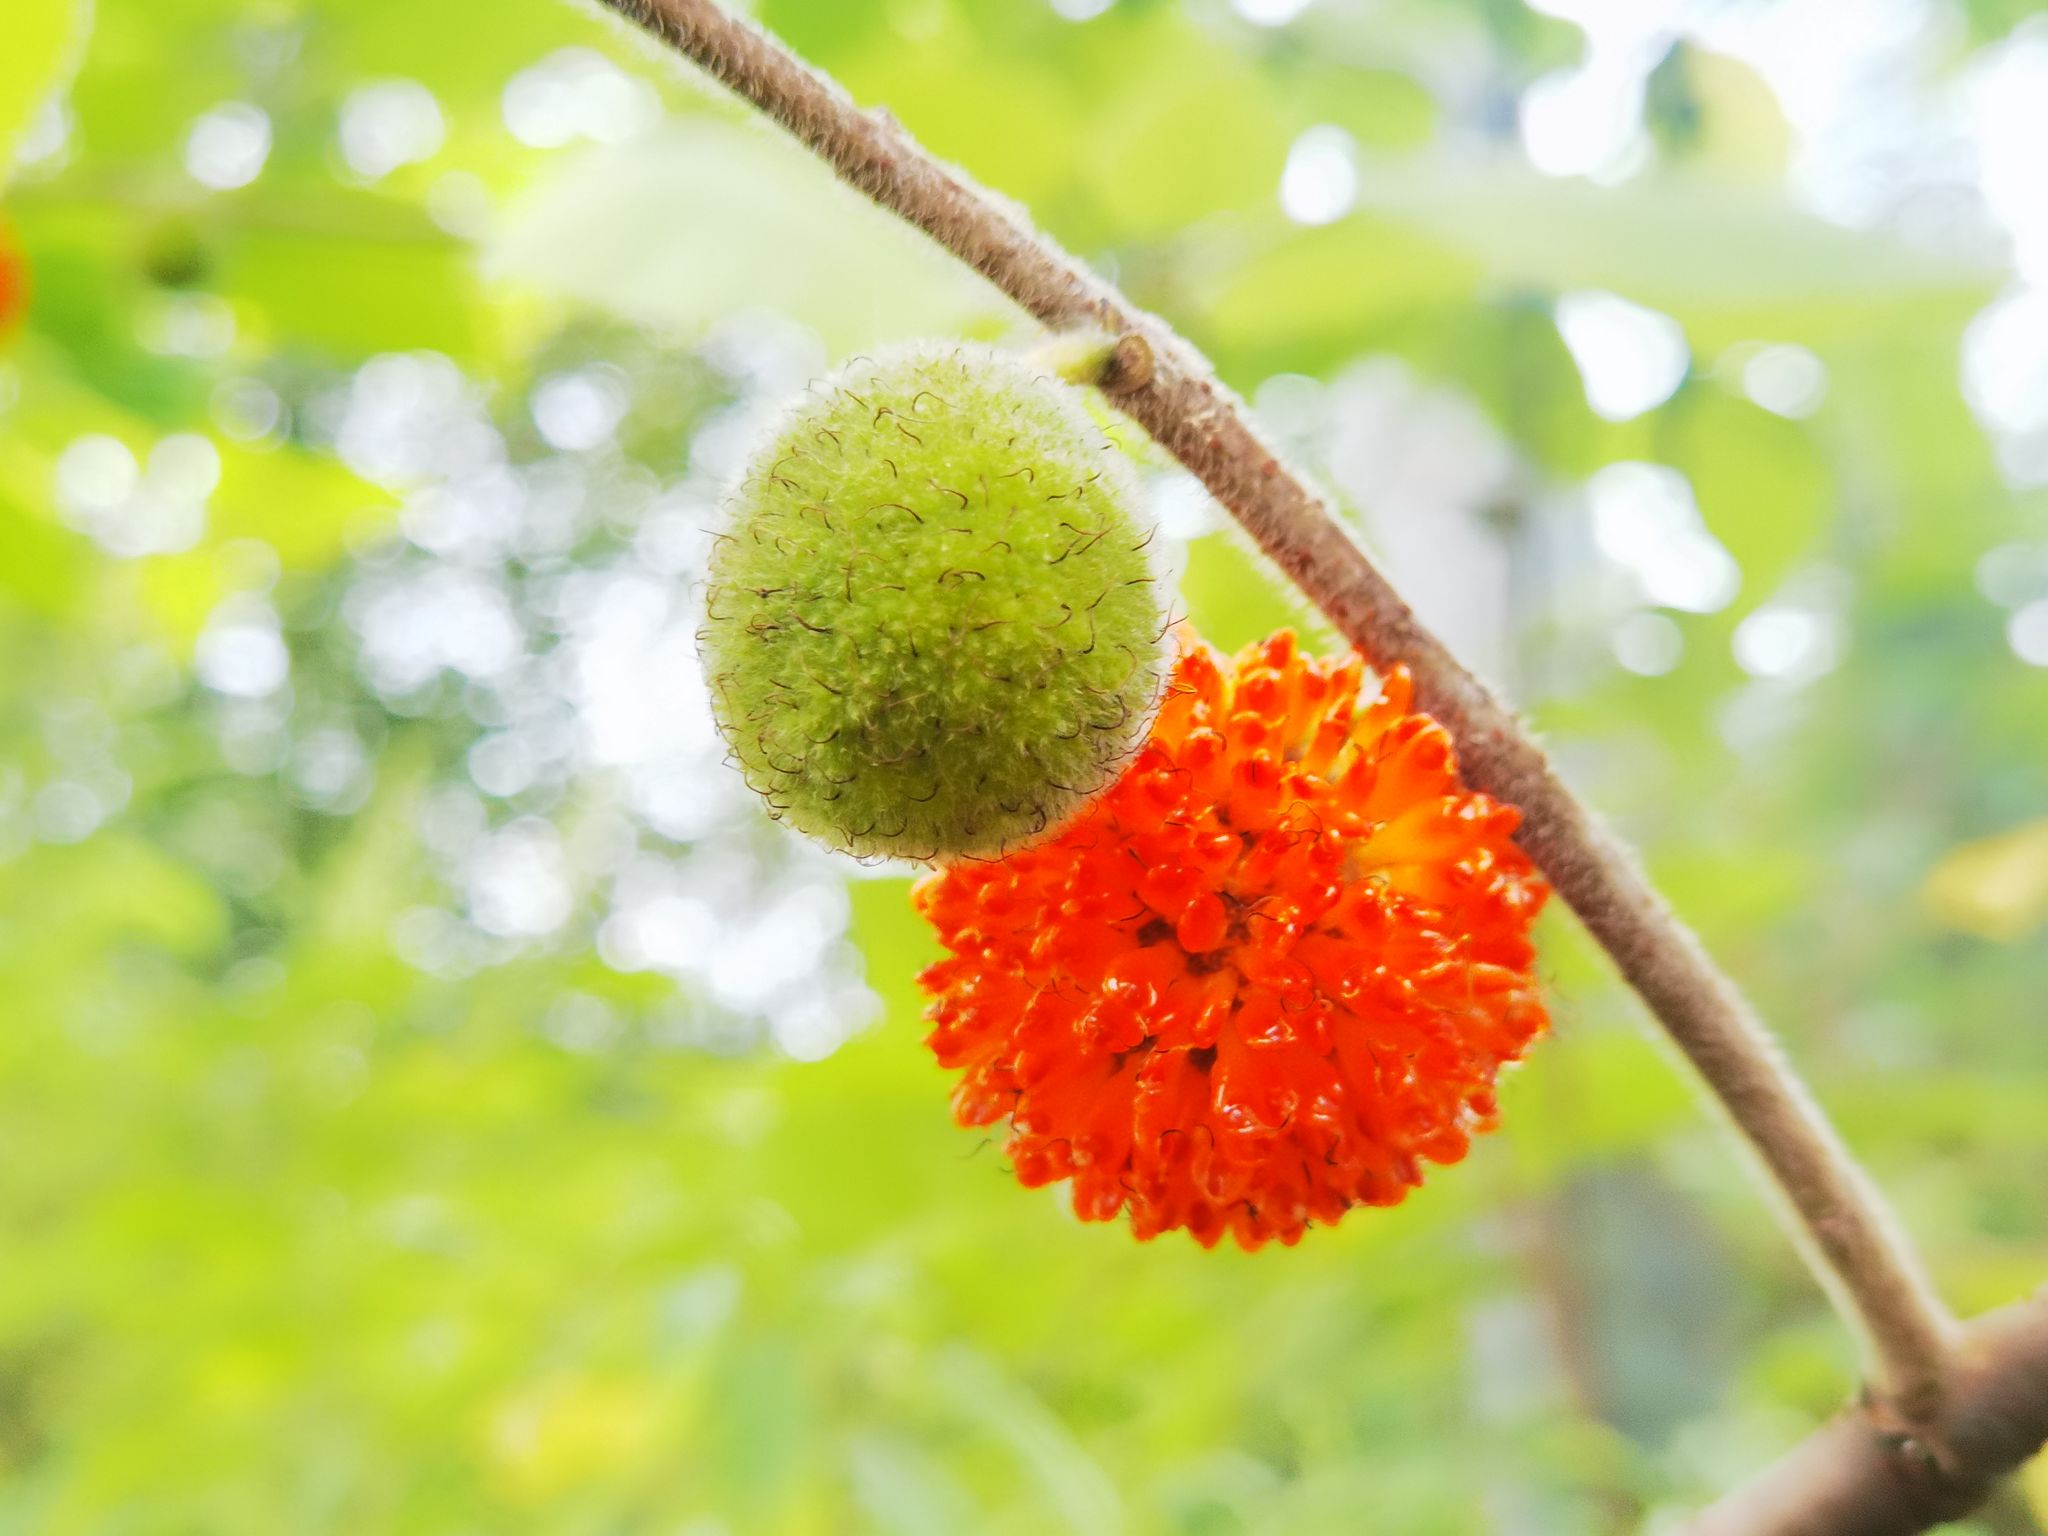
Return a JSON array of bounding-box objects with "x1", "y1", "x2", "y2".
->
[{"x1": 916, "y1": 632, "x2": 1549, "y2": 1250}]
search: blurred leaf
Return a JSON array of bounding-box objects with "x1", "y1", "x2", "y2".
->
[
  {"x1": 218, "y1": 200, "x2": 480, "y2": 363},
  {"x1": 1504, "y1": 1027, "x2": 1703, "y2": 1186},
  {"x1": 0, "y1": 489, "x2": 87, "y2": 617},
  {"x1": 485, "y1": 119, "x2": 1010, "y2": 353},
  {"x1": 1678, "y1": 48, "x2": 1792, "y2": 179},
  {"x1": 845, "y1": 29, "x2": 1083, "y2": 209},
  {"x1": 1280, "y1": 64, "x2": 1437, "y2": 154},
  {"x1": 934, "y1": 1349, "x2": 1123, "y2": 1536},
  {"x1": 1192, "y1": 216, "x2": 1481, "y2": 373},
  {"x1": 9, "y1": 229, "x2": 208, "y2": 424},
  {"x1": 2024, "y1": 1444, "x2": 2048, "y2": 1532},
  {"x1": 319, "y1": 0, "x2": 625, "y2": 99},
  {"x1": 1922, "y1": 818, "x2": 2048, "y2": 942},
  {"x1": 1348, "y1": 154, "x2": 1998, "y2": 334},
  {"x1": 1674, "y1": 387, "x2": 1830, "y2": 596},
  {"x1": 0, "y1": 0, "x2": 90, "y2": 182},
  {"x1": 1178, "y1": 531, "x2": 1330, "y2": 656},
  {"x1": 210, "y1": 440, "x2": 393, "y2": 569},
  {"x1": 848, "y1": 1432, "x2": 977, "y2": 1536},
  {"x1": 1959, "y1": 0, "x2": 2043, "y2": 41},
  {"x1": 1080, "y1": 23, "x2": 1292, "y2": 238},
  {"x1": 483, "y1": 1374, "x2": 663, "y2": 1502},
  {"x1": 2, "y1": 831, "x2": 229, "y2": 961}
]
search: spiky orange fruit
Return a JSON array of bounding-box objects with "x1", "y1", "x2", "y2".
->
[{"x1": 915, "y1": 632, "x2": 1549, "y2": 1249}]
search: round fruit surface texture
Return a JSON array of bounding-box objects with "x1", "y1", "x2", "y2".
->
[{"x1": 701, "y1": 342, "x2": 1165, "y2": 862}]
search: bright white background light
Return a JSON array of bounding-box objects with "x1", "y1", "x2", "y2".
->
[
  {"x1": 502, "y1": 48, "x2": 659, "y2": 149},
  {"x1": 1234, "y1": 0, "x2": 1314, "y2": 26},
  {"x1": 1279, "y1": 125, "x2": 1358, "y2": 227},
  {"x1": 184, "y1": 102, "x2": 271, "y2": 190},
  {"x1": 1556, "y1": 291, "x2": 1691, "y2": 422},
  {"x1": 339, "y1": 80, "x2": 446, "y2": 180},
  {"x1": 2010, "y1": 600, "x2": 2048, "y2": 666},
  {"x1": 1733, "y1": 604, "x2": 1839, "y2": 681},
  {"x1": 1740, "y1": 344, "x2": 1830, "y2": 419},
  {"x1": 1613, "y1": 610, "x2": 1684, "y2": 675},
  {"x1": 1588, "y1": 461, "x2": 1740, "y2": 614},
  {"x1": 195, "y1": 601, "x2": 291, "y2": 698}
]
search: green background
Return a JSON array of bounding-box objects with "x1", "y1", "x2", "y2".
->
[{"x1": 3, "y1": 0, "x2": 2047, "y2": 1530}]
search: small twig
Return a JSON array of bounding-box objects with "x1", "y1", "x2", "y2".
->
[{"x1": 591, "y1": 0, "x2": 1959, "y2": 1451}]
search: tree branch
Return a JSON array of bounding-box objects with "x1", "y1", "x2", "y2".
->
[
  {"x1": 1688, "y1": 1292, "x2": 2048, "y2": 1535},
  {"x1": 587, "y1": 0, "x2": 1987, "y2": 1514}
]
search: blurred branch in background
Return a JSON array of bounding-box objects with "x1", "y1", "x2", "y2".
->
[{"x1": 577, "y1": 0, "x2": 2045, "y2": 1526}]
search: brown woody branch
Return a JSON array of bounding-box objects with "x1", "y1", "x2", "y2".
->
[
  {"x1": 583, "y1": 0, "x2": 2010, "y2": 1524},
  {"x1": 1689, "y1": 1292, "x2": 2048, "y2": 1535}
]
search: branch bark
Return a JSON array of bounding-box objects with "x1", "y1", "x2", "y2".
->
[
  {"x1": 585, "y1": 0, "x2": 2001, "y2": 1519},
  {"x1": 1688, "y1": 1292, "x2": 2048, "y2": 1535}
]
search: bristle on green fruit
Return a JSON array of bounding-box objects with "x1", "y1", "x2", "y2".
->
[{"x1": 700, "y1": 342, "x2": 1167, "y2": 863}]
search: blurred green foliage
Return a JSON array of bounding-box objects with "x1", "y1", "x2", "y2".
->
[{"x1": 2, "y1": 0, "x2": 2047, "y2": 1533}]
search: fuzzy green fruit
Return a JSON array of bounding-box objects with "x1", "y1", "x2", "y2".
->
[{"x1": 700, "y1": 342, "x2": 1167, "y2": 862}]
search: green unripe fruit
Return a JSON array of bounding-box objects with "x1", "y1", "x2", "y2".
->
[{"x1": 701, "y1": 342, "x2": 1167, "y2": 862}]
